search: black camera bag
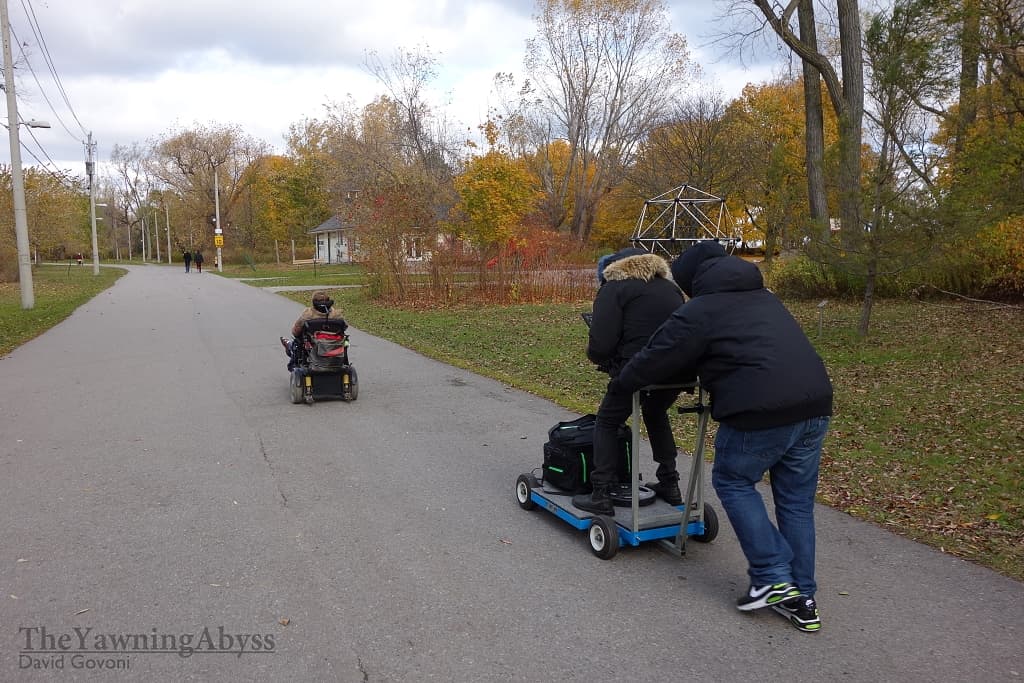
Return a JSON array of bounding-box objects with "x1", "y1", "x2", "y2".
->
[{"x1": 542, "y1": 414, "x2": 631, "y2": 493}]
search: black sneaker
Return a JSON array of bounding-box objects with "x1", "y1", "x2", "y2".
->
[
  {"x1": 736, "y1": 582, "x2": 801, "y2": 611},
  {"x1": 772, "y1": 596, "x2": 821, "y2": 632}
]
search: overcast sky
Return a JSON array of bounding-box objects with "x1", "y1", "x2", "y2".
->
[{"x1": 2, "y1": 0, "x2": 785, "y2": 178}]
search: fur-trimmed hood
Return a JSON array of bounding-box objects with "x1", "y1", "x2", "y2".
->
[
  {"x1": 602, "y1": 252, "x2": 671, "y2": 283},
  {"x1": 587, "y1": 251, "x2": 685, "y2": 373}
]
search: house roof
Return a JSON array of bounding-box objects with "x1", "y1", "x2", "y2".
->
[{"x1": 308, "y1": 215, "x2": 356, "y2": 234}]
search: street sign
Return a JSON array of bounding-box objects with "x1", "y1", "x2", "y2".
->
[{"x1": 214, "y1": 235, "x2": 224, "y2": 247}]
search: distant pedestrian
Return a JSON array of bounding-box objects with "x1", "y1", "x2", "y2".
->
[
  {"x1": 183, "y1": 250, "x2": 192, "y2": 273},
  {"x1": 75, "y1": 252, "x2": 83, "y2": 265},
  {"x1": 193, "y1": 251, "x2": 204, "y2": 273}
]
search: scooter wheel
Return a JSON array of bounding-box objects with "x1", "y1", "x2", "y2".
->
[
  {"x1": 343, "y1": 366, "x2": 358, "y2": 401},
  {"x1": 588, "y1": 516, "x2": 619, "y2": 560},
  {"x1": 290, "y1": 372, "x2": 304, "y2": 404},
  {"x1": 691, "y1": 503, "x2": 719, "y2": 543},
  {"x1": 515, "y1": 474, "x2": 538, "y2": 511}
]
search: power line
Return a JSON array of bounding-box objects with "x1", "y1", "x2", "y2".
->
[
  {"x1": 19, "y1": 113, "x2": 60, "y2": 168},
  {"x1": 9, "y1": 25, "x2": 82, "y2": 143},
  {"x1": 2, "y1": 120, "x2": 73, "y2": 184},
  {"x1": 14, "y1": 134, "x2": 73, "y2": 185},
  {"x1": 18, "y1": 0, "x2": 88, "y2": 137}
]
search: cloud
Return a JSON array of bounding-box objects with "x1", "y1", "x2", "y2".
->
[{"x1": 2, "y1": 0, "x2": 781, "y2": 178}]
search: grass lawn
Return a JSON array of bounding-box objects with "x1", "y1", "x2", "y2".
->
[
  {"x1": 0, "y1": 264, "x2": 126, "y2": 356},
  {"x1": 282, "y1": 287, "x2": 1024, "y2": 582},
  {"x1": 216, "y1": 261, "x2": 366, "y2": 287}
]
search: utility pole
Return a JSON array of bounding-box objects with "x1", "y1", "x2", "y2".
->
[
  {"x1": 141, "y1": 215, "x2": 147, "y2": 261},
  {"x1": 86, "y1": 132, "x2": 100, "y2": 275},
  {"x1": 165, "y1": 204, "x2": 171, "y2": 263},
  {"x1": 213, "y1": 165, "x2": 223, "y2": 272},
  {"x1": 153, "y1": 210, "x2": 161, "y2": 262},
  {"x1": 3, "y1": 0, "x2": 33, "y2": 307}
]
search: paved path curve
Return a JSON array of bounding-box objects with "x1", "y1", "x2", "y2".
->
[{"x1": 1, "y1": 265, "x2": 1021, "y2": 682}]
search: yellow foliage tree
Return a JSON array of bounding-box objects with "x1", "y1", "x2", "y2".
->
[
  {"x1": 721, "y1": 77, "x2": 839, "y2": 259},
  {"x1": 453, "y1": 146, "x2": 538, "y2": 285}
]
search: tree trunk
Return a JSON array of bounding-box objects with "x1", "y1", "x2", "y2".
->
[
  {"x1": 751, "y1": 0, "x2": 864, "y2": 244},
  {"x1": 956, "y1": 0, "x2": 981, "y2": 156},
  {"x1": 745, "y1": 205, "x2": 773, "y2": 264},
  {"x1": 858, "y1": 257, "x2": 876, "y2": 337},
  {"x1": 837, "y1": 0, "x2": 865, "y2": 243},
  {"x1": 580, "y1": 203, "x2": 597, "y2": 244},
  {"x1": 569, "y1": 183, "x2": 593, "y2": 244},
  {"x1": 799, "y1": 0, "x2": 830, "y2": 240},
  {"x1": 862, "y1": 126, "x2": 892, "y2": 339}
]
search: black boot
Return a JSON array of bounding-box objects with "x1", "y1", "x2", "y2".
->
[
  {"x1": 573, "y1": 483, "x2": 614, "y2": 516},
  {"x1": 646, "y1": 476, "x2": 682, "y2": 506}
]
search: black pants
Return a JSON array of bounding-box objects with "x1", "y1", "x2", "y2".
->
[{"x1": 592, "y1": 386, "x2": 682, "y2": 486}]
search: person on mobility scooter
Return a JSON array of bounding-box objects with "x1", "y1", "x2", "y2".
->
[{"x1": 280, "y1": 291, "x2": 358, "y2": 403}]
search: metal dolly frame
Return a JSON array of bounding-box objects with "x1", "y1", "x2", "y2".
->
[{"x1": 515, "y1": 383, "x2": 718, "y2": 559}]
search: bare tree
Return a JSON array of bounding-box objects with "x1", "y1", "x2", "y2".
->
[
  {"x1": 751, "y1": 0, "x2": 865, "y2": 242},
  {"x1": 856, "y1": 0, "x2": 953, "y2": 335},
  {"x1": 628, "y1": 93, "x2": 737, "y2": 200},
  {"x1": 109, "y1": 142, "x2": 153, "y2": 260},
  {"x1": 149, "y1": 124, "x2": 270, "y2": 253},
  {"x1": 354, "y1": 48, "x2": 461, "y2": 297},
  {"x1": 523, "y1": 0, "x2": 694, "y2": 242}
]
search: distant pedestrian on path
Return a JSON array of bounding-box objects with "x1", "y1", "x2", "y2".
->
[
  {"x1": 183, "y1": 250, "x2": 192, "y2": 273},
  {"x1": 611, "y1": 240, "x2": 833, "y2": 633},
  {"x1": 193, "y1": 251, "x2": 204, "y2": 273}
]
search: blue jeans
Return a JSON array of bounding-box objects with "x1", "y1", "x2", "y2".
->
[{"x1": 711, "y1": 416, "x2": 830, "y2": 598}]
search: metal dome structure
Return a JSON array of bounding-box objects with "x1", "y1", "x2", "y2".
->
[{"x1": 630, "y1": 184, "x2": 736, "y2": 258}]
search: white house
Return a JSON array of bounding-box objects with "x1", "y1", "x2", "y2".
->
[
  {"x1": 309, "y1": 216, "x2": 357, "y2": 264},
  {"x1": 308, "y1": 215, "x2": 437, "y2": 264}
]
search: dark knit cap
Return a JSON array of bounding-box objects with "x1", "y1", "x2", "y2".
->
[{"x1": 670, "y1": 240, "x2": 727, "y2": 296}]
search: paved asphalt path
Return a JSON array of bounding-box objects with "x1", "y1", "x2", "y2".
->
[{"x1": 1, "y1": 265, "x2": 1021, "y2": 682}]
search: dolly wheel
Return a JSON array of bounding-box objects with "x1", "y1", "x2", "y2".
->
[
  {"x1": 691, "y1": 503, "x2": 719, "y2": 543},
  {"x1": 588, "y1": 516, "x2": 619, "y2": 560},
  {"x1": 290, "y1": 373, "x2": 304, "y2": 404},
  {"x1": 515, "y1": 474, "x2": 538, "y2": 510}
]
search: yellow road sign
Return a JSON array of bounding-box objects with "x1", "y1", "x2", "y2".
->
[{"x1": 214, "y1": 235, "x2": 224, "y2": 247}]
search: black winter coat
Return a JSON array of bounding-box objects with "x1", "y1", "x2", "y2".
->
[
  {"x1": 587, "y1": 253, "x2": 684, "y2": 377},
  {"x1": 616, "y1": 253, "x2": 833, "y2": 430}
]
